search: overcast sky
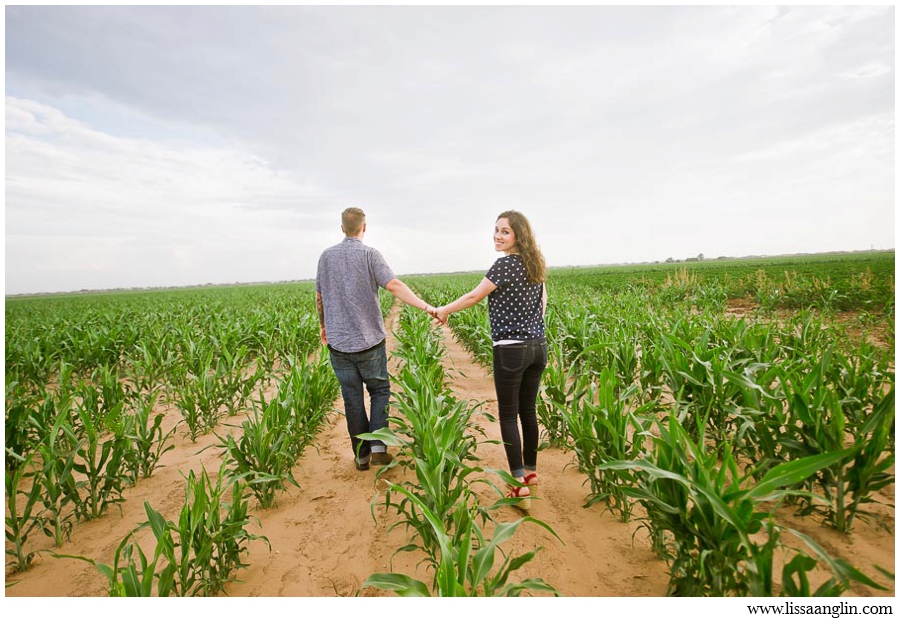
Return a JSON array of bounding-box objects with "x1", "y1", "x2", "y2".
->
[{"x1": 4, "y1": 5, "x2": 895, "y2": 295}]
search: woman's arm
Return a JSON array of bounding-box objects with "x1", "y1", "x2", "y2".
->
[
  {"x1": 436, "y1": 277, "x2": 496, "y2": 322},
  {"x1": 542, "y1": 283, "x2": 548, "y2": 316}
]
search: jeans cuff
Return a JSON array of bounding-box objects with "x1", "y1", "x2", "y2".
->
[{"x1": 371, "y1": 446, "x2": 387, "y2": 454}]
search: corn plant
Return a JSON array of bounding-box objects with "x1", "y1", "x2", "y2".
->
[
  {"x1": 218, "y1": 396, "x2": 302, "y2": 509},
  {"x1": 536, "y1": 341, "x2": 581, "y2": 447},
  {"x1": 36, "y1": 411, "x2": 82, "y2": 547},
  {"x1": 6, "y1": 362, "x2": 79, "y2": 474},
  {"x1": 92, "y1": 362, "x2": 129, "y2": 418},
  {"x1": 636, "y1": 336, "x2": 666, "y2": 402},
  {"x1": 597, "y1": 414, "x2": 878, "y2": 596},
  {"x1": 369, "y1": 342, "x2": 490, "y2": 560},
  {"x1": 278, "y1": 349, "x2": 340, "y2": 448},
  {"x1": 124, "y1": 339, "x2": 176, "y2": 397},
  {"x1": 727, "y1": 363, "x2": 791, "y2": 472},
  {"x1": 608, "y1": 321, "x2": 642, "y2": 387},
  {"x1": 365, "y1": 307, "x2": 493, "y2": 570},
  {"x1": 219, "y1": 351, "x2": 337, "y2": 508},
  {"x1": 392, "y1": 311, "x2": 450, "y2": 390},
  {"x1": 5, "y1": 379, "x2": 42, "y2": 475},
  {"x1": 71, "y1": 401, "x2": 130, "y2": 520},
  {"x1": 5, "y1": 304, "x2": 66, "y2": 387},
  {"x1": 5, "y1": 452, "x2": 45, "y2": 572},
  {"x1": 776, "y1": 351, "x2": 895, "y2": 531},
  {"x1": 559, "y1": 371, "x2": 655, "y2": 522},
  {"x1": 447, "y1": 305, "x2": 493, "y2": 368},
  {"x1": 269, "y1": 312, "x2": 321, "y2": 370},
  {"x1": 779, "y1": 309, "x2": 839, "y2": 358},
  {"x1": 118, "y1": 389, "x2": 176, "y2": 481},
  {"x1": 363, "y1": 483, "x2": 559, "y2": 596},
  {"x1": 216, "y1": 343, "x2": 263, "y2": 418},
  {"x1": 54, "y1": 517, "x2": 174, "y2": 597},
  {"x1": 655, "y1": 321, "x2": 746, "y2": 448},
  {"x1": 363, "y1": 398, "x2": 489, "y2": 566},
  {"x1": 58, "y1": 478, "x2": 268, "y2": 597},
  {"x1": 172, "y1": 349, "x2": 230, "y2": 441},
  {"x1": 777, "y1": 525, "x2": 893, "y2": 596},
  {"x1": 836, "y1": 388, "x2": 895, "y2": 532},
  {"x1": 692, "y1": 279, "x2": 728, "y2": 312},
  {"x1": 160, "y1": 466, "x2": 268, "y2": 596}
]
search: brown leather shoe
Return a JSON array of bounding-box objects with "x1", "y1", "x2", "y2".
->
[{"x1": 370, "y1": 452, "x2": 394, "y2": 466}]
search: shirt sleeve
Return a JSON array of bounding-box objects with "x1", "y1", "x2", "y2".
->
[
  {"x1": 485, "y1": 256, "x2": 512, "y2": 288},
  {"x1": 369, "y1": 248, "x2": 397, "y2": 288}
]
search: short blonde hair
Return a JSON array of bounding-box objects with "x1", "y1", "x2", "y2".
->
[{"x1": 342, "y1": 207, "x2": 366, "y2": 235}]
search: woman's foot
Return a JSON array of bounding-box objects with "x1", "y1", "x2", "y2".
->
[
  {"x1": 523, "y1": 472, "x2": 538, "y2": 488},
  {"x1": 507, "y1": 481, "x2": 531, "y2": 510}
]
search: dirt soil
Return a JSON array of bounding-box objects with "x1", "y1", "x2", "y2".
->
[{"x1": 4, "y1": 306, "x2": 895, "y2": 604}]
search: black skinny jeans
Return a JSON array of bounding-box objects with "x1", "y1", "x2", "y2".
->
[{"x1": 492, "y1": 339, "x2": 548, "y2": 478}]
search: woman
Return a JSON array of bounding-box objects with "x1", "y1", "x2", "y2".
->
[{"x1": 435, "y1": 210, "x2": 547, "y2": 509}]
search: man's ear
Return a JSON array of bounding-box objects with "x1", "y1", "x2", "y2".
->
[{"x1": 341, "y1": 225, "x2": 346, "y2": 234}]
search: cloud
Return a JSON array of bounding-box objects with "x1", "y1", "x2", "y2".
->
[
  {"x1": 5, "y1": 97, "x2": 333, "y2": 293},
  {"x1": 4, "y1": 5, "x2": 895, "y2": 294}
]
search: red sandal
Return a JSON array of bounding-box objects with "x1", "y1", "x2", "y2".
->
[
  {"x1": 523, "y1": 473, "x2": 538, "y2": 488},
  {"x1": 507, "y1": 484, "x2": 531, "y2": 510}
]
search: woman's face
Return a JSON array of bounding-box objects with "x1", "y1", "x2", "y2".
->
[{"x1": 494, "y1": 218, "x2": 518, "y2": 255}]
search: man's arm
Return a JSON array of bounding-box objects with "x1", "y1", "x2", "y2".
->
[
  {"x1": 315, "y1": 291, "x2": 328, "y2": 345},
  {"x1": 384, "y1": 278, "x2": 435, "y2": 314}
]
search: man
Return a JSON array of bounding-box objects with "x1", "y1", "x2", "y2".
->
[{"x1": 315, "y1": 207, "x2": 438, "y2": 471}]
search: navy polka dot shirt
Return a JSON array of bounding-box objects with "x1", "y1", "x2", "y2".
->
[{"x1": 485, "y1": 254, "x2": 545, "y2": 342}]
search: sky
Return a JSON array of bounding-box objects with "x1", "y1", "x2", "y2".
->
[{"x1": 4, "y1": 4, "x2": 895, "y2": 295}]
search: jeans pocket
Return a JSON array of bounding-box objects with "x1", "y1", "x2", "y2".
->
[
  {"x1": 496, "y1": 343, "x2": 527, "y2": 373},
  {"x1": 355, "y1": 345, "x2": 389, "y2": 384}
]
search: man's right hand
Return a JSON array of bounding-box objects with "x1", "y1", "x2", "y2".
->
[{"x1": 320, "y1": 325, "x2": 328, "y2": 345}]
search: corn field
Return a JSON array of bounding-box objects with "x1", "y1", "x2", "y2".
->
[
  {"x1": 5, "y1": 252, "x2": 895, "y2": 597},
  {"x1": 5, "y1": 284, "x2": 337, "y2": 593}
]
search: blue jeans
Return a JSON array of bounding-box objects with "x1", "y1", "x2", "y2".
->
[
  {"x1": 328, "y1": 341, "x2": 390, "y2": 463},
  {"x1": 492, "y1": 339, "x2": 547, "y2": 478}
]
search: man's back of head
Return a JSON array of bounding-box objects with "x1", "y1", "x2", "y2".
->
[{"x1": 342, "y1": 207, "x2": 366, "y2": 237}]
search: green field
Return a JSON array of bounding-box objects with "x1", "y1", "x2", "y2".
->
[{"x1": 4, "y1": 249, "x2": 895, "y2": 597}]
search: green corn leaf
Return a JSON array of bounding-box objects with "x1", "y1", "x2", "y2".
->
[
  {"x1": 362, "y1": 572, "x2": 431, "y2": 596},
  {"x1": 749, "y1": 449, "x2": 854, "y2": 500}
]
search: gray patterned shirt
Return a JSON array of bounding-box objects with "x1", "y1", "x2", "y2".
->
[{"x1": 316, "y1": 237, "x2": 396, "y2": 353}]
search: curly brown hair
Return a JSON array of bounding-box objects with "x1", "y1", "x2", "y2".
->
[{"x1": 497, "y1": 210, "x2": 546, "y2": 284}]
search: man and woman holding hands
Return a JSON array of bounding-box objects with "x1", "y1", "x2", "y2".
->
[{"x1": 316, "y1": 207, "x2": 547, "y2": 507}]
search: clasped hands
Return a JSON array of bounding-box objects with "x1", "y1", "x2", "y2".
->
[{"x1": 425, "y1": 305, "x2": 450, "y2": 325}]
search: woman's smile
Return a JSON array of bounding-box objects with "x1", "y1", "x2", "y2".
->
[{"x1": 494, "y1": 218, "x2": 517, "y2": 254}]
